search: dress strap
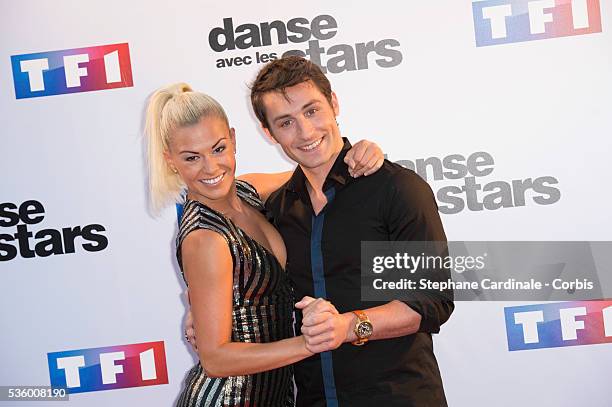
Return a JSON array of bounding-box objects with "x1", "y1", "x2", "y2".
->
[{"x1": 235, "y1": 179, "x2": 264, "y2": 211}]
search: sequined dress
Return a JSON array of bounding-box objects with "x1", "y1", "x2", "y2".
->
[{"x1": 175, "y1": 180, "x2": 295, "y2": 407}]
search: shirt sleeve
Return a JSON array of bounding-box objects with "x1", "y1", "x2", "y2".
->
[{"x1": 383, "y1": 168, "x2": 455, "y2": 333}]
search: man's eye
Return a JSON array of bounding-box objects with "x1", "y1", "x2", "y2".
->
[
  {"x1": 213, "y1": 145, "x2": 226, "y2": 154},
  {"x1": 306, "y1": 108, "x2": 317, "y2": 117},
  {"x1": 281, "y1": 119, "x2": 293, "y2": 128}
]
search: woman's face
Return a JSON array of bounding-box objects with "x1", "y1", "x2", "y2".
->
[{"x1": 165, "y1": 116, "x2": 236, "y2": 205}]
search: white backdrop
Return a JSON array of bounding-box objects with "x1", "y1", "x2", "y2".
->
[{"x1": 1, "y1": 1, "x2": 611, "y2": 406}]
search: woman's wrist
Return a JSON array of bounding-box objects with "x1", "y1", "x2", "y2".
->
[{"x1": 297, "y1": 335, "x2": 314, "y2": 358}]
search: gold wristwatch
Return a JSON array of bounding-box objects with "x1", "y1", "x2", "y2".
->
[{"x1": 352, "y1": 310, "x2": 373, "y2": 346}]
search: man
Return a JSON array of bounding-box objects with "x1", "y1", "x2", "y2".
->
[
  {"x1": 188, "y1": 56, "x2": 453, "y2": 406},
  {"x1": 249, "y1": 56, "x2": 454, "y2": 406}
]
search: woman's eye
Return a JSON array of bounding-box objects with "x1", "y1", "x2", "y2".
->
[
  {"x1": 213, "y1": 145, "x2": 226, "y2": 154},
  {"x1": 185, "y1": 156, "x2": 198, "y2": 162}
]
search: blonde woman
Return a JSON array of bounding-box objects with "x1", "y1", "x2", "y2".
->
[{"x1": 145, "y1": 83, "x2": 383, "y2": 406}]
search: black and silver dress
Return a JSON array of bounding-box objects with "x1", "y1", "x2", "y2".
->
[{"x1": 175, "y1": 180, "x2": 295, "y2": 407}]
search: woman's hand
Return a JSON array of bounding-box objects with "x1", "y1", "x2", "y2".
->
[
  {"x1": 184, "y1": 307, "x2": 198, "y2": 352},
  {"x1": 344, "y1": 140, "x2": 385, "y2": 177}
]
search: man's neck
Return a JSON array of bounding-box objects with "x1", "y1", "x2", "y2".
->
[{"x1": 301, "y1": 148, "x2": 342, "y2": 195}]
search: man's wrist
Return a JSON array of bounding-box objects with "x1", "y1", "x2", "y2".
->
[{"x1": 342, "y1": 312, "x2": 358, "y2": 343}]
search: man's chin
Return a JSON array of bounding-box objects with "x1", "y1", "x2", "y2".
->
[
  {"x1": 291, "y1": 149, "x2": 328, "y2": 166},
  {"x1": 295, "y1": 155, "x2": 326, "y2": 169}
]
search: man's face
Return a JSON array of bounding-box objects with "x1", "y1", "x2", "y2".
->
[{"x1": 261, "y1": 81, "x2": 343, "y2": 171}]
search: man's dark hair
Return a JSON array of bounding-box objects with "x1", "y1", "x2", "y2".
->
[{"x1": 250, "y1": 56, "x2": 333, "y2": 129}]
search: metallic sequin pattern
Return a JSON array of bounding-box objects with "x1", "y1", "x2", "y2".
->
[{"x1": 175, "y1": 181, "x2": 295, "y2": 407}]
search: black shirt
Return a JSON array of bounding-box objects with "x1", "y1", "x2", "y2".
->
[{"x1": 266, "y1": 138, "x2": 454, "y2": 407}]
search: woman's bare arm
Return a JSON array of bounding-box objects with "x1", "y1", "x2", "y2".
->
[
  {"x1": 237, "y1": 139, "x2": 385, "y2": 202},
  {"x1": 182, "y1": 229, "x2": 313, "y2": 378},
  {"x1": 238, "y1": 171, "x2": 293, "y2": 203}
]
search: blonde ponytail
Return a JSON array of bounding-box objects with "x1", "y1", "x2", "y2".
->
[{"x1": 144, "y1": 82, "x2": 229, "y2": 213}]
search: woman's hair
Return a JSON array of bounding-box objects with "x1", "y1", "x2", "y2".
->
[{"x1": 145, "y1": 83, "x2": 229, "y2": 213}]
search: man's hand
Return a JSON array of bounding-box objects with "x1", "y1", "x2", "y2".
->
[
  {"x1": 344, "y1": 140, "x2": 384, "y2": 178},
  {"x1": 295, "y1": 296, "x2": 355, "y2": 353}
]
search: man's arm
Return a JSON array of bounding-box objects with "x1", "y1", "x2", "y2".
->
[
  {"x1": 297, "y1": 169, "x2": 454, "y2": 352},
  {"x1": 383, "y1": 169, "x2": 454, "y2": 333},
  {"x1": 297, "y1": 297, "x2": 423, "y2": 353}
]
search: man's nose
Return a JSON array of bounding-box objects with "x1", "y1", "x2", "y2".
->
[{"x1": 296, "y1": 116, "x2": 315, "y2": 139}]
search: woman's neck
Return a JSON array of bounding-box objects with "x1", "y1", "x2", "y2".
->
[{"x1": 187, "y1": 182, "x2": 243, "y2": 216}]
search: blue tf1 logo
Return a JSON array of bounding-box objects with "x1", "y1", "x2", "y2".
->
[
  {"x1": 10, "y1": 43, "x2": 133, "y2": 99},
  {"x1": 505, "y1": 301, "x2": 612, "y2": 351},
  {"x1": 472, "y1": 0, "x2": 602, "y2": 46},
  {"x1": 47, "y1": 341, "x2": 168, "y2": 393}
]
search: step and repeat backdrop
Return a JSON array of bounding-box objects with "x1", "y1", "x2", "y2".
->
[{"x1": 1, "y1": 1, "x2": 611, "y2": 406}]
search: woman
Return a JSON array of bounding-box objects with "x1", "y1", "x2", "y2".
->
[{"x1": 145, "y1": 83, "x2": 383, "y2": 406}]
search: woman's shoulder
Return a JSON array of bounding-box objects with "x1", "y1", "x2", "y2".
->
[
  {"x1": 180, "y1": 227, "x2": 229, "y2": 260},
  {"x1": 176, "y1": 199, "x2": 234, "y2": 272},
  {"x1": 178, "y1": 200, "x2": 231, "y2": 246}
]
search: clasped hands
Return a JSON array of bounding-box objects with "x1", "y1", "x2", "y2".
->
[
  {"x1": 295, "y1": 296, "x2": 356, "y2": 354},
  {"x1": 183, "y1": 293, "x2": 358, "y2": 355}
]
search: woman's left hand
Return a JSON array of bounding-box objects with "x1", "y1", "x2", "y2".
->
[{"x1": 344, "y1": 140, "x2": 385, "y2": 177}]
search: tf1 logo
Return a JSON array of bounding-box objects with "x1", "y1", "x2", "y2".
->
[
  {"x1": 11, "y1": 43, "x2": 133, "y2": 99},
  {"x1": 472, "y1": 0, "x2": 602, "y2": 46},
  {"x1": 505, "y1": 301, "x2": 612, "y2": 351},
  {"x1": 47, "y1": 341, "x2": 168, "y2": 394}
]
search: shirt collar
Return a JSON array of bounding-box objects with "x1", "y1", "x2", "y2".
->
[{"x1": 286, "y1": 137, "x2": 353, "y2": 195}]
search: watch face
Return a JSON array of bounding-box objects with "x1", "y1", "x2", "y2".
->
[{"x1": 357, "y1": 321, "x2": 373, "y2": 338}]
